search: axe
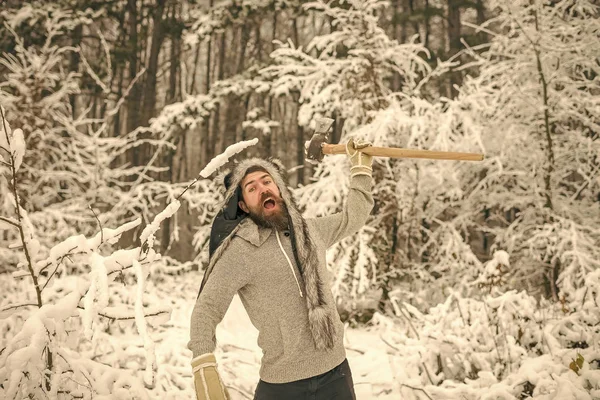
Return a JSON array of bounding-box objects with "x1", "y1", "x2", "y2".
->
[{"x1": 305, "y1": 118, "x2": 484, "y2": 163}]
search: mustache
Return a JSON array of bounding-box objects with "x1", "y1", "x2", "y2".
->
[{"x1": 260, "y1": 191, "x2": 279, "y2": 202}]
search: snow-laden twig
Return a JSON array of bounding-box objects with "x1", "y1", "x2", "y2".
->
[{"x1": 176, "y1": 138, "x2": 259, "y2": 201}]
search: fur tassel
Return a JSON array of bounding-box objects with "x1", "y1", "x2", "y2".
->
[{"x1": 308, "y1": 306, "x2": 336, "y2": 349}]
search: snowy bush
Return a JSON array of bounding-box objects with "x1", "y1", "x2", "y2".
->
[
  {"x1": 374, "y1": 254, "x2": 600, "y2": 399},
  {"x1": 454, "y1": 0, "x2": 600, "y2": 301},
  {"x1": 0, "y1": 7, "x2": 180, "y2": 253},
  {"x1": 287, "y1": 0, "x2": 600, "y2": 320},
  {"x1": 0, "y1": 103, "x2": 258, "y2": 398},
  {"x1": 0, "y1": 107, "x2": 163, "y2": 398}
]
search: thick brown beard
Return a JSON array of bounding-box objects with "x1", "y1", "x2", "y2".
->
[{"x1": 247, "y1": 198, "x2": 290, "y2": 231}]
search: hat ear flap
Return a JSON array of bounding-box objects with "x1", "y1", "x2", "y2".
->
[
  {"x1": 221, "y1": 170, "x2": 242, "y2": 220},
  {"x1": 223, "y1": 188, "x2": 241, "y2": 220},
  {"x1": 223, "y1": 170, "x2": 233, "y2": 190},
  {"x1": 269, "y1": 158, "x2": 285, "y2": 171},
  {"x1": 268, "y1": 158, "x2": 288, "y2": 181}
]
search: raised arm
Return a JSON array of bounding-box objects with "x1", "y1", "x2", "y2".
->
[{"x1": 309, "y1": 139, "x2": 375, "y2": 249}]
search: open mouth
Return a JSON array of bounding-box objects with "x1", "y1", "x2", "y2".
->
[{"x1": 263, "y1": 198, "x2": 276, "y2": 210}]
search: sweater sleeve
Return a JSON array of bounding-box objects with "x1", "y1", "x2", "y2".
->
[
  {"x1": 308, "y1": 174, "x2": 374, "y2": 249},
  {"x1": 187, "y1": 246, "x2": 251, "y2": 358}
]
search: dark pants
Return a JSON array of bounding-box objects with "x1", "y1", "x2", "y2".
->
[{"x1": 253, "y1": 358, "x2": 356, "y2": 400}]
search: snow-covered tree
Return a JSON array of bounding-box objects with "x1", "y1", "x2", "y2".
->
[
  {"x1": 264, "y1": 0, "x2": 431, "y2": 131},
  {"x1": 0, "y1": 105, "x2": 165, "y2": 398},
  {"x1": 259, "y1": 0, "x2": 600, "y2": 323},
  {"x1": 0, "y1": 6, "x2": 259, "y2": 397},
  {"x1": 358, "y1": 0, "x2": 600, "y2": 310},
  {"x1": 449, "y1": 0, "x2": 600, "y2": 300},
  {"x1": 1, "y1": 100, "x2": 257, "y2": 397},
  {"x1": 0, "y1": 10, "x2": 107, "y2": 237},
  {"x1": 264, "y1": 0, "x2": 483, "y2": 314},
  {"x1": 0, "y1": 5, "x2": 203, "y2": 257}
]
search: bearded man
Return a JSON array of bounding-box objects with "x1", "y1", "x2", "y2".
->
[{"x1": 188, "y1": 139, "x2": 374, "y2": 400}]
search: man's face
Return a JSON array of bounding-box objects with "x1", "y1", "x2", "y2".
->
[{"x1": 238, "y1": 171, "x2": 289, "y2": 230}]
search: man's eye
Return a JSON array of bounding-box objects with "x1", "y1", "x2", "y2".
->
[
  {"x1": 264, "y1": 180, "x2": 272, "y2": 185},
  {"x1": 249, "y1": 187, "x2": 255, "y2": 192}
]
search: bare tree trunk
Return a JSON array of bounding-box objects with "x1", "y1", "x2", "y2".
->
[
  {"x1": 255, "y1": 24, "x2": 262, "y2": 62},
  {"x1": 408, "y1": 0, "x2": 419, "y2": 37},
  {"x1": 209, "y1": 30, "x2": 226, "y2": 159},
  {"x1": 424, "y1": 0, "x2": 431, "y2": 48},
  {"x1": 69, "y1": 24, "x2": 82, "y2": 118},
  {"x1": 109, "y1": 8, "x2": 128, "y2": 138},
  {"x1": 113, "y1": 64, "x2": 124, "y2": 136},
  {"x1": 400, "y1": 0, "x2": 409, "y2": 43},
  {"x1": 474, "y1": 0, "x2": 487, "y2": 44},
  {"x1": 476, "y1": 0, "x2": 485, "y2": 25},
  {"x1": 237, "y1": 23, "x2": 249, "y2": 73},
  {"x1": 126, "y1": 0, "x2": 141, "y2": 137},
  {"x1": 239, "y1": 93, "x2": 252, "y2": 143},
  {"x1": 223, "y1": 23, "x2": 250, "y2": 152},
  {"x1": 140, "y1": 0, "x2": 166, "y2": 126},
  {"x1": 161, "y1": 3, "x2": 181, "y2": 255},
  {"x1": 168, "y1": 6, "x2": 180, "y2": 105},
  {"x1": 390, "y1": 0, "x2": 398, "y2": 39},
  {"x1": 189, "y1": 43, "x2": 201, "y2": 95},
  {"x1": 264, "y1": 11, "x2": 278, "y2": 156},
  {"x1": 200, "y1": 36, "x2": 212, "y2": 167},
  {"x1": 200, "y1": 0, "x2": 214, "y2": 167},
  {"x1": 290, "y1": 18, "x2": 305, "y2": 186},
  {"x1": 119, "y1": 0, "x2": 159, "y2": 249},
  {"x1": 446, "y1": 0, "x2": 462, "y2": 98},
  {"x1": 391, "y1": 0, "x2": 402, "y2": 91},
  {"x1": 205, "y1": 36, "x2": 212, "y2": 94},
  {"x1": 531, "y1": 10, "x2": 558, "y2": 299}
]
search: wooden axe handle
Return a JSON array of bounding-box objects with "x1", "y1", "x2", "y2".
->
[{"x1": 322, "y1": 144, "x2": 484, "y2": 162}]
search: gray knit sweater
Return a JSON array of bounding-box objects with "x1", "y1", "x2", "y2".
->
[{"x1": 187, "y1": 175, "x2": 374, "y2": 383}]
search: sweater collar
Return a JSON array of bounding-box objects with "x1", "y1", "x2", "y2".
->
[
  {"x1": 236, "y1": 218, "x2": 294, "y2": 247},
  {"x1": 236, "y1": 218, "x2": 272, "y2": 247}
]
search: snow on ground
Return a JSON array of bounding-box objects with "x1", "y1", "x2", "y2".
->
[{"x1": 3, "y1": 265, "x2": 599, "y2": 399}]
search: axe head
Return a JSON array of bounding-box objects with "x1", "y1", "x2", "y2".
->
[{"x1": 305, "y1": 117, "x2": 334, "y2": 164}]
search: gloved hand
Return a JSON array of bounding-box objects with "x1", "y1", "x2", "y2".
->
[
  {"x1": 191, "y1": 353, "x2": 230, "y2": 400},
  {"x1": 346, "y1": 138, "x2": 373, "y2": 178}
]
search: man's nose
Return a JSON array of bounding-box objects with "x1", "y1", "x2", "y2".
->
[{"x1": 258, "y1": 184, "x2": 270, "y2": 195}]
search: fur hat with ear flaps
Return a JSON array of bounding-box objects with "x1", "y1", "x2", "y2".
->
[{"x1": 198, "y1": 157, "x2": 336, "y2": 350}]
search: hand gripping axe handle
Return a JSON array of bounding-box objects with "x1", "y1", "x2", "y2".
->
[{"x1": 305, "y1": 118, "x2": 484, "y2": 163}]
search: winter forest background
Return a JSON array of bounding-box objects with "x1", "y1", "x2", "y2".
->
[{"x1": 1, "y1": 0, "x2": 599, "y2": 398}]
